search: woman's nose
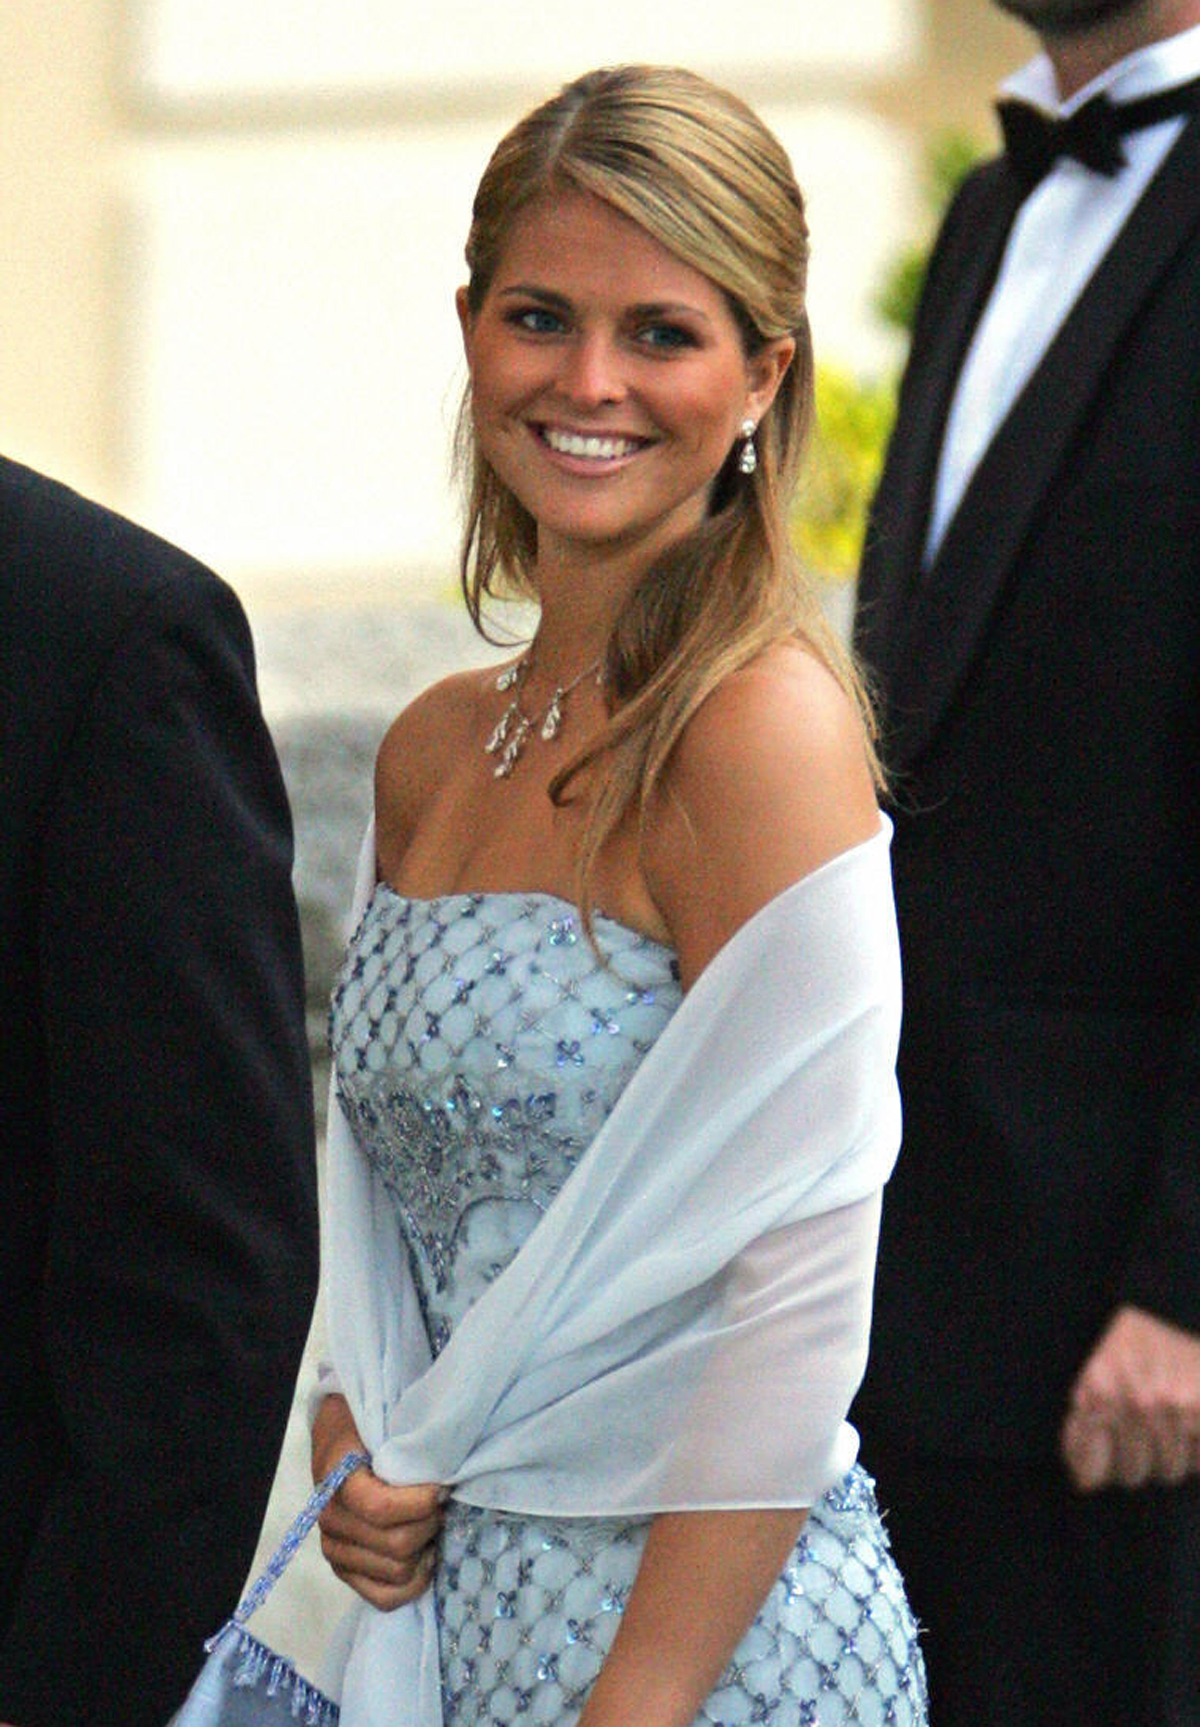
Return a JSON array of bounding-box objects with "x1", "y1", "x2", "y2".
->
[{"x1": 556, "y1": 333, "x2": 625, "y2": 407}]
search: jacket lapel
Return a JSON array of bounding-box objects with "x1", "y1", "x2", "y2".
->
[
  {"x1": 855, "y1": 161, "x2": 1023, "y2": 696},
  {"x1": 882, "y1": 118, "x2": 1200, "y2": 773}
]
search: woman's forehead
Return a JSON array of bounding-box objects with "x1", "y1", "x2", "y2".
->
[{"x1": 486, "y1": 187, "x2": 728, "y2": 316}]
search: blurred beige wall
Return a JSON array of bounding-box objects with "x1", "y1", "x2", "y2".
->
[
  {"x1": 886, "y1": 0, "x2": 1030, "y2": 128},
  {"x1": 2, "y1": 0, "x2": 1031, "y2": 600},
  {"x1": 2, "y1": 0, "x2": 121, "y2": 500}
]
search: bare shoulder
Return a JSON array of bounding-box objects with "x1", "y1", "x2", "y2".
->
[
  {"x1": 644, "y1": 640, "x2": 880, "y2": 984},
  {"x1": 685, "y1": 637, "x2": 871, "y2": 774},
  {"x1": 375, "y1": 665, "x2": 492, "y2": 780},
  {"x1": 374, "y1": 664, "x2": 499, "y2": 868}
]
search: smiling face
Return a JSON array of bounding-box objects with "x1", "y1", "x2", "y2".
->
[{"x1": 457, "y1": 187, "x2": 792, "y2": 578}]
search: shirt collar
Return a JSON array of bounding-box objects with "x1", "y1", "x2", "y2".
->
[{"x1": 1002, "y1": 19, "x2": 1200, "y2": 116}]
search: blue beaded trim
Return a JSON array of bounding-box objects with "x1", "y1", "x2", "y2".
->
[
  {"x1": 213, "y1": 1448, "x2": 369, "y2": 1639},
  {"x1": 199, "y1": 1447, "x2": 370, "y2": 1725},
  {"x1": 206, "y1": 1622, "x2": 344, "y2": 1725}
]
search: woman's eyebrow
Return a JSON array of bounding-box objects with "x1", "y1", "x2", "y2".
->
[
  {"x1": 628, "y1": 300, "x2": 714, "y2": 327},
  {"x1": 496, "y1": 285, "x2": 713, "y2": 327},
  {"x1": 496, "y1": 284, "x2": 571, "y2": 308}
]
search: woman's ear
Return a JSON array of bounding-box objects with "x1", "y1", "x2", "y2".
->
[
  {"x1": 455, "y1": 286, "x2": 473, "y2": 363},
  {"x1": 745, "y1": 335, "x2": 795, "y2": 424}
]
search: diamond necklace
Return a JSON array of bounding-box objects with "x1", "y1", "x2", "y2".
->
[{"x1": 484, "y1": 649, "x2": 602, "y2": 780}]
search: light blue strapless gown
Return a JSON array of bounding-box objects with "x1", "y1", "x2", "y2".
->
[{"x1": 330, "y1": 888, "x2": 927, "y2": 1727}]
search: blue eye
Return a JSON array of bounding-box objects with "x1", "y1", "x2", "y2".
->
[
  {"x1": 508, "y1": 306, "x2": 564, "y2": 334},
  {"x1": 640, "y1": 323, "x2": 696, "y2": 351}
]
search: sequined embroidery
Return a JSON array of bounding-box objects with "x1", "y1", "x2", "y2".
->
[{"x1": 331, "y1": 890, "x2": 678, "y2": 1320}]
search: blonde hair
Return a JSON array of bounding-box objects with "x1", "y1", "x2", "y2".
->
[{"x1": 457, "y1": 65, "x2": 878, "y2": 925}]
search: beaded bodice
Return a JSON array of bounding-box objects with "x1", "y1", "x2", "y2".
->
[
  {"x1": 329, "y1": 887, "x2": 681, "y2": 1355},
  {"x1": 327, "y1": 886, "x2": 928, "y2": 1727}
]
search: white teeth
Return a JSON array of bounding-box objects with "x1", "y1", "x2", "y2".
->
[{"x1": 542, "y1": 427, "x2": 640, "y2": 460}]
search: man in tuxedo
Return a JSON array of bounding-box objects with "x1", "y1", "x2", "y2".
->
[
  {"x1": 852, "y1": 2, "x2": 1200, "y2": 1721},
  {"x1": 0, "y1": 455, "x2": 319, "y2": 1726}
]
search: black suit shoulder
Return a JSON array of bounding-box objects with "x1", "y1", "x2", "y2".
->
[
  {"x1": 0, "y1": 454, "x2": 249, "y2": 704},
  {"x1": 0, "y1": 452, "x2": 220, "y2": 600},
  {"x1": 0, "y1": 456, "x2": 262, "y2": 844}
]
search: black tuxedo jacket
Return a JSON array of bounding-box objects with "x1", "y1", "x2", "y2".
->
[
  {"x1": 0, "y1": 458, "x2": 319, "y2": 1724},
  {"x1": 852, "y1": 122, "x2": 1200, "y2": 1458}
]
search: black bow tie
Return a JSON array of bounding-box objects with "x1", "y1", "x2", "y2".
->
[{"x1": 997, "y1": 73, "x2": 1200, "y2": 191}]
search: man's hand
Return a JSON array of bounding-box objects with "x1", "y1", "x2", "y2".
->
[{"x1": 1061, "y1": 1306, "x2": 1200, "y2": 1490}]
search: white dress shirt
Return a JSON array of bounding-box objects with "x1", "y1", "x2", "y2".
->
[{"x1": 924, "y1": 21, "x2": 1200, "y2": 565}]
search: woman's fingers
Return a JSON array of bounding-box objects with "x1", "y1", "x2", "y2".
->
[
  {"x1": 317, "y1": 1468, "x2": 444, "y2": 1611},
  {"x1": 324, "y1": 1539, "x2": 438, "y2": 1611},
  {"x1": 320, "y1": 1526, "x2": 437, "y2": 1586},
  {"x1": 320, "y1": 1499, "x2": 443, "y2": 1561},
  {"x1": 309, "y1": 1398, "x2": 449, "y2": 1609},
  {"x1": 336, "y1": 1470, "x2": 444, "y2": 1527}
]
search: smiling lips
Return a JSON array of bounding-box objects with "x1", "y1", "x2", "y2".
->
[{"x1": 538, "y1": 424, "x2": 650, "y2": 463}]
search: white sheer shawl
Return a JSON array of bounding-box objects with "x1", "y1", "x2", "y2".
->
[{"x1": 320, "y1": 819, "x2": 902, "y2": 1727}]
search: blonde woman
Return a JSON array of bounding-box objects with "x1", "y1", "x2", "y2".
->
[{"x1": 312, "y1": 65, "x2": 926, "y2": 1727}]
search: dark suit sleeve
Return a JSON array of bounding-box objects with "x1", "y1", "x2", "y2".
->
[
  {"x1": 0, "y1": 564, "x2": 319, "y2": 1726},
  {"x1": 1115, "y1": 363, "x2": 1200, "y2": 1343},
  {"x1": 1119, "y1": 998, "x2": 1200, "y2": 1337}
]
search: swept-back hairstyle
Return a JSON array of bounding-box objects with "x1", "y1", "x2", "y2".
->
[{"x1": 457, "y1": 64, "x2": 877, "y2": 925}]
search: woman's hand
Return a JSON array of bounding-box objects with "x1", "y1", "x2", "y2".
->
[{"x1": 311, "y1": 1393, "x2": 445, "y2": 1610}]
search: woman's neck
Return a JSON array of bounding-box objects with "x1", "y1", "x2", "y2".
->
[{"x1": 528, "y1": 548, "x2": 645, "y2": 680}]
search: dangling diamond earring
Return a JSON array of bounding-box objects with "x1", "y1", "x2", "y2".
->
[{"x1": 738, "y1": 418, "x2": 758, "y2": 476}]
